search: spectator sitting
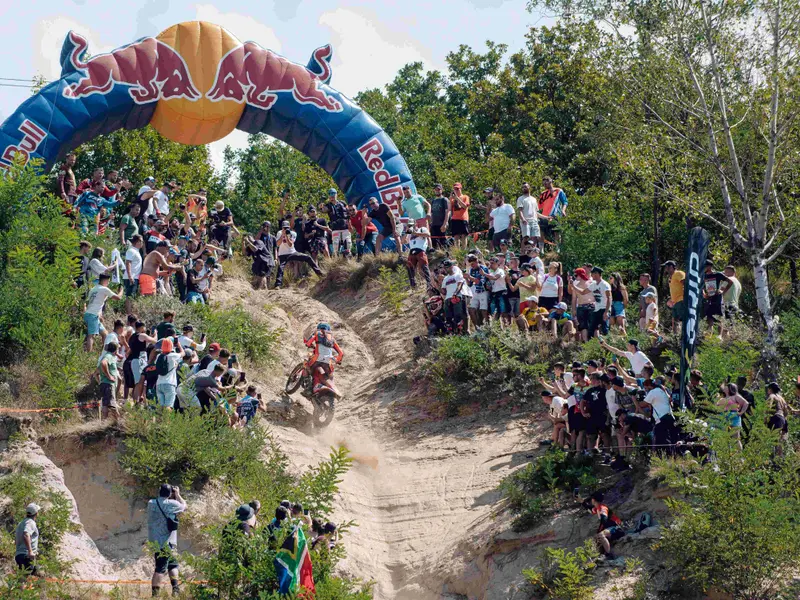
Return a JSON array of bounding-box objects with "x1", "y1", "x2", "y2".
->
[{"x1": 586, "y1": 491, "x2": 624, "y2": 560}]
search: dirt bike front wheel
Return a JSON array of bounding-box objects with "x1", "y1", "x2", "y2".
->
[{"x1": 285, "y1": 363, "x2": 305, "y2": 394}]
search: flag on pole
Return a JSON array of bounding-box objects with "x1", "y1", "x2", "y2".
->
[
  {"x1": 275, "y1": 525, "x2": 315, "y2": 595},
  {"x1": 679, "y1": 227, "x2": 710, "y2": 408}
]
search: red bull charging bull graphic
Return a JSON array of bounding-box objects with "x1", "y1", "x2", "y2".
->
[{"x1": 0, "y1": 20, "x2": 415, "y2": 222}]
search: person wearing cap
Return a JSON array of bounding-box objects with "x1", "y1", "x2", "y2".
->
[
  {"x1": 366, "y1": 197, "x2": 402, "y2": 254},
  {"x1": 155, "y1": 337, "x2": 184, "y2": 410},
  {"x1": 588, "y1": 267, "x2": 612, "y2": 339},
  {"x1": 489, "y1": 192, "x2": 515, "y2": 249},
  {"x1": 642, "y1": 290, "x2": 662, "y2": 344},
  {"x1": 429, "y1": 184, "x2": 451, "y2": 250},
  {"x1": 720, "y1": 265, "x2": 742, "y2": 339},
  {"x1": 145, "y1": 219, "x2": 167, "y2": 253},
  {"x1": 185, "y1": 189, "x2": 208, "y2": 224},
  {"x1": 465, "y1": 254, "x2": 490, "y2": 328},
  {"x1": 401, "y1": 185, "x2": 431, "y2": 229},
  {"x1": 545, "y1": 301, "x2": 576, "y2": 344},
  {"x1": 570, "y1": 267, "x2": 594, "y2": 342},
  {"x1": 441, "y1": 260, "x2": 468, "y2": 332},
  {"x1": 538, "y1": 177, "x2": 568, "y2": 243},
  {"x1": 210, "y1": 200, "x2": 235, "y2": 249},
  {"x1": 152, "y1": 181, "x2": 177, "y2": 219},
  {"x1": 517, "y1": 295, "x2": 549, "y2": 333},
  {"x1": 348, "y1": 203, "x2": 378, "y2": 259},
  {"x1": 140, "y1": 240, "x2": 183, "y2": 297},
  {"x1": 516, "y1": 182, "x2": 541, "y2": 249},
  {"x1": 516, "y1": 263, "x2": 540, "y2": 299},
  {"x1": 244, "y1": 228, "x2": 277, "y2": 290},
  {"x1": 448, "y1": 183, "x2": 471, "y2": 250},
  {"x1": 486, "y1": 256, "x2": 511, "y2": 325},
  {"x1": 148, "y1": 484, "x2": 186, "y2": 596},
  {"x1": 15, "y1": 503, "x2": 40, "y2": 576},
  {"x1": 136, "y1": 176, "x2": 158, "y2": 219},
  {"x1": 406, "y1": 223, "x2": 432, "y2": 288},
  {"x1": 522, "y1": 241, "x2": 545, "y2": 275},
  {"x1": 703, "y1": 259, "x2": 732, "y2": 335},
  {"x1": 661, "y1": 261, "x2": 685, "y2": 333},
  {"x1": 303, "y1": 205, "x2": 331, "y2": 260},
  {"x1": 324, "y1": 188, "x2": 351, "y2": 257}
]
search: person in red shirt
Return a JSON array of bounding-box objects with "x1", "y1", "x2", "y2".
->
[
  {"x1": 538, "y1": 177, "x2": 569, "y2": 244},
  {"x1": 586, "y1": 491, "x2": 625, "y2": 559},
  {"x1": 347, "y1": 204, "x2": 378, "y2": 260},
  {"x1": 448, "y1": 183, "x2": 471, "y2": 250}
]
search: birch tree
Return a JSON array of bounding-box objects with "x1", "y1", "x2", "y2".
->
[{"x1": 531, "y1": 0, "x2": 800, "y2": 354}]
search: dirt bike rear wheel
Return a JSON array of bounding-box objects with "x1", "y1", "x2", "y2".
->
[
  {"x1": 285, "y1": 363, "x2": 305, "y2": 394},
  {"x1": 312, "y1": 391, "x2": 336, "y2": 428}
]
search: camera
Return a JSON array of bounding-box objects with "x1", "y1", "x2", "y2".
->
[{"x1": 179, "y1": 203, "x2": 186, "y2": 210}]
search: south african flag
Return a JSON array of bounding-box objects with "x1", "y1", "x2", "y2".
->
[{"x1": 275, "y1": 525, "x2": 315, "y2": 596}]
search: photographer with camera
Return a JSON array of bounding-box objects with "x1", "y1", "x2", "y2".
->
[
  {"x1": 147, "y1": 483, "x2": 186, "y2": 597},
  {"x1": 274, "y1": 220, "x2": 324, "y2": 289}
]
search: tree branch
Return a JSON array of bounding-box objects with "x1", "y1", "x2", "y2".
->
[{"x1": 765, "y1": 233, "x2": 795, "y2": 265}]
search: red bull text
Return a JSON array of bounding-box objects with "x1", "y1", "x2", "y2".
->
[
  {"x1": 0, "y1": 119, "x2": 46, "y2": 171},
  {"x1": 358, "y1": 137, "x2": 403, "y2": 218}
]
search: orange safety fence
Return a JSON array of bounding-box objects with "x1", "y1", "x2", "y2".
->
[{"x1": 0, "y1": 403, "x2": 99, "y2": 413}]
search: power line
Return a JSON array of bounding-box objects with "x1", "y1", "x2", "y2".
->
[
  {"x1": 0, "y1": 83, "x2": 36, "y2": 89},
  {"x1": 0, "y1": 77, "x2": 40, "y2": 82}
]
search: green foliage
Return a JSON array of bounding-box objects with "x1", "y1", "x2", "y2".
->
[
  {"x1": 376, "y1": 266, "x2": 407, "y2": 316},
  {"x1": 523, "y1": 540, "x2": 599, "y2": 600},
  {"x1": 693, "y1": 336, "x2": 760, "y2": 395},
  {"x1": 654, "y1": 404, "x2": 800, "y2": 599},
  {"x1": 293, "y1": 446, "x2": 353, "y2": 518},
  {"x1": 120, "y1": 407, "x2": 273, "y2": 493},
  {"x1": 500, "y1": 449, "x2": 596, "y2": 531}
]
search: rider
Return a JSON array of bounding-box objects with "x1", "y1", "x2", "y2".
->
[{"x1": 304, "y1": 323, "x2": 344, "y2": 396}]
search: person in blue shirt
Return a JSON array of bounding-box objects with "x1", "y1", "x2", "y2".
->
[
  {"x1": 236, "y1": 385, "x2": 264, "y2": 425},
  {"x1": 75, "y1": 180, "x2": 120, "y2": 235},
  {"x1": 546, "y1": 301, "x2": 576, "y2": 344}
]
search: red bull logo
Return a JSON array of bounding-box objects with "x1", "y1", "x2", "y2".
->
[
  {"x1": 0, "y1": 119, "x2": 47, "y2": 171},
  {"x1": 62, "y1": 32, "x2": 201, "y2": 104},
  {"x1": 358, "y1": 137, "x2": 403, "y2": 217},
  {"x1": 206, "y1": 41, "x2": 342, "y2": 112}
]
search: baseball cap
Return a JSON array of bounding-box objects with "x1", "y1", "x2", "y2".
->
[
  {"x1": 500, "y1": 239, "x2": 509, "y2": 245},
  {"x1": 442, "y1": 259, "x2": 453, "y2": 266},
  {"x1": 591, "y1": 266, "x2": 603, "y2": 274},
  {"x1": 308, "y1": 205, "x2": 317, "y2": 212},
  {"x1": 661, "y1": 260, "x2": 677, "y2": 267},
  {"x1": 453, "y1": 182, "x2": 462, "y2": 189},
  {"x1": 525, "y1": 295, "x2": 539, "y2": 303},
  {"x1": 611, "y1": 377, "x2": 625, "y2": 387},
  {"x1": 209, "y1": 342, "x2": 221, "y2": 351},
  {"x1": 26, "y1": 503, "x2": 40, "y2": 516},
  {"x1": 144, "y1": 176, "x2": 156, "y2": 184},
  {"x1": 467, "y1": 253, "x2": 477, "y2": 261},
  {"x1": 642, "y1": 291, "x2": 656, "y2": 298},
  {"x1": 327, "y1": 188, "x2": 337, "y2": 196},
  {"x1": 183, "y1": 324, "x2": 194, "y2": 332},
  {"x1": 542, "y1": 390, "x2": 553, "y2": 397},
  {"x1": 434, "y1": 183, "x2": 443, "y2": 189},
  {"x1": 215, "y1": 200, "x2": 225, "y2": 210},
  {"x1": 161, "y1": 338, "x2": 174, "y2": 353},
  {"x1": 416, "y1": 226, "x2": 429, "y2": 234},
  {"x1": 402, "y1": 184, "x2": 411, "y2": 190},
  {"x1": 556, "y1": 302, "x2": 568, "y2": 310},
  {"x1": 574, "y1": 268, "x2": 589, "y2": 280},
  {"x1": 483, "y1": 187, "x2": 494, "y2": 193},
  {"x1": 183, "y1": 349, "x2": 195, "y2": 360},
  {"x1": 280, "y1": 221, "x2": 290, "y2": 228},
  {"x1": 156, "y1": 240, "x2": 170, "y2": 248}
]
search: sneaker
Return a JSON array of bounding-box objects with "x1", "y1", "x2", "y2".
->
[{"x1": 601, "y1": 454, "x2": 612, "y2": 465}]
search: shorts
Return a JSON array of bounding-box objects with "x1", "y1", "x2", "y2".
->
[
  {"x1": 470, "y1": 291, "x2": 489, "y2": 311},
  {"x1": 610, "y1": 301, "x2": 625, "y2": 318},
  {"x1": 139, "y1": 273, "x2": 157, "y2": 296},
  {"x1": 123, "y1": 279, "x2": 138, "y2": 298},
  {"x1": 252, "y1": 260, "x2": 273, "y2": 278},
  {"x1": 99, "y1": 382, "x2": 117, "y2": 408},
  {"x1": 84, "y1": 311, "x2": 101, "y2": 335},
  {"x1": 576, "y1": 305, "x2": 593, "y2": 331},
  {"x1": 508, "y1": 296, "x2": 521, "y2": 316},
  {"x1": 604, "y1": 526, "x2": 626, "y2": 542},
  {"x1": 15, "y1": 554, "x2": 39, "y2": 575},
  {"x1": 157, "y1": 383, "x2": 177, "y2": 409},
  {"x1": 331, "y1": 229, "x2": 352, "y2": 251},
  {"x1": 489, "y1": 292, "x2": 510, "y2": 315},
  {"x1": 589, "y1": 309, "x2": 609, "y2": 336},
  {"x1": 154, "y1": 544, "x2": 179, "y2": 574},
  {"x1": 672, "y1": 300, "x2": 685, "y2": 321},
  {"x1": 768, "y1": 413, "x2": 788, "y2": 434},
  {"x1": 130, "y1": 358, "x2": 144, "y2": 384},
  {"x1": 450, "y1": 219, "x2": 470, "y2": 235},
  {"x1": 726, "y1": 411, "x2": 742, "y2": 428},
  {"x1": 123, "y1": 360, "x2": 135, "y2": 388},
  {"x1": 539, "y1": 296, "x2": 558, "y2": 310},
  {"x1": 570, "y1": 408, "x2": 586, "y2": 432},
  {"x1": 186, "y1": 291, "x2": 205, "y2": 304},
  {"x1": 704, "y1": 298, "x2": 722, "y2": 320},
  {"x1": 492, "y1": 229, "x2": 510, "y2": 248},
  {"x1": 585, "y1": 417, "x2": 606, "y2": 435},
  {"x1": 520, "y1": 220, "x2": 540, "y2": 238},
  {"x1": 487, "y1": 227, "x2": 494, "y2": 242}
]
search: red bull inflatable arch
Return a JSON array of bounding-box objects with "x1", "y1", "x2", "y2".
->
[{"x1": 0, "y1": 21, "x2": 415, "y2": 214}]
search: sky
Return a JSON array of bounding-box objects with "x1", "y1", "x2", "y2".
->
[{"x1": 0, "y1": 0, "x2": 551, "y2": 170}]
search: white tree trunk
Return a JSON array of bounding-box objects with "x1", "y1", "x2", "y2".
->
[{"x1": 753, "y1": 257, "x2": 779, "y2": 377}]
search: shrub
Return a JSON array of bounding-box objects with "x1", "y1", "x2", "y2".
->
[
  {"x1": 523, "y1": 540, "x2": 599, "y2": 600},
  {"x1": 654, "y1": 404, "x2": 800, "y2": 599},
  {"x1": 376, "y1": 265, "x2": 407, "y2": 316}
]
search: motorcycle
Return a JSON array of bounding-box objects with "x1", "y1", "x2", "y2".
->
[{"x1": 285, "y1": 357, "x2": 340, "y2": 427}]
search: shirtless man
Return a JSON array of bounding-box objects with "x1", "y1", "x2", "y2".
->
[{"x1": 139, "y1": 241, "x2": 182, "y2": 296}]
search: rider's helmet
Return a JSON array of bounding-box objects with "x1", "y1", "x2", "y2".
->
[{"x1": 317, "y1": 323, "x2": 331, "y2": 331}]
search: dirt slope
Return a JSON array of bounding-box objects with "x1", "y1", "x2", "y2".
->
[{"x1": 212, "y1": 276, "x2": 537, "y2": 599}]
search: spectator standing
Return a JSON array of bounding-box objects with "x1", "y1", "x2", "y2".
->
[
  {"x1": 211, "y1": 200, "x2": 234, "y2": 250},
  {"x1": 14, "y1": 504, "x2": 40, "y2": 577},
  {"x1": 538, "y1": 177, "x2": 568, "y2": 243},
  {"x1": 588, "y1": 267, "x2": 612, "y2": 338},
  {"x1": 244, "y1": 229, "x2": 276, "y2": 290},
  {"x1": 505, "y1": 256, "x2": 522, "y2": 318},
  {"x1": 516, "y1": 182, "x2": 541, "y2": 248},
  {"x1": 274, "y1": 221, "x2": 323, "y2": 288},
  {"x1": 123, "y1": 235, "x2": 144, "y2": 313},
  {"x1": 609, "y1": 273, "x2": 629, "y2": 335},
  {"x1": 140, "y1": 242, "x2": 182, "y2": 297},
  {"x1": 84, "y1": 273, "x2": 121, "y2": 352},
  {"x1": 120, "y1": 204, "x2": 141, "y2": 247},
  {"x1": 662, "y1": 261, "x2": 685, "y2": 333},
  {"x1": 75, "y1": 180, "x2": 119, "y2": 235},
  {"x1": 571, "y1": 268, "x2": 594, "y2": 342},
  {"x1": 366, "y1": 197, "x2": 402, "y2": 253},
  {"x1": 466, "y1": 254, "x2": 490, "y2": 328},
  {"x1": 721, "y1": 265, "x2": 742, "y2": 338},
  {"x1": 406, "y1": 225, "x2": 432, "y2": 289},
  {"x1": 516, "y1": 264, "x2": 540, "y2": 298},
  {"x1": 481, "y1": 187, "x2": 496, "y2": 251},
  {"x1": 637, "y1": 273, "x2": 658, "y2": 332},
  {"x1": 136, "y1": 176, "x2": 158, "y2": 221},
  {"x1": 148, "y1": 484, "x2": 187, "y2": 597},
  {"x1": 703, "y1": 260, "x2": 732, "y2": 335},
  {"x1": 449, "y1": 183, "x2": 471, "y2": 249},
  {"x1": 441, "y1": 260, "x2": 467, "y2": 333},
  {"x1": 539, "y1": 262, "x2": 563, "y2": 310},
  {"x1": 325, "y1": 189, "x2": 351, "y2": 257},
  {"x1": 642, "y1": 378, "x2": 676, "y2": 454},
  {"x1": 348, "y1": 204, "x2": 378, "y2": 259},
  {"x1": 401, "y1": 184, "x2": 431, "y2": 228},
  {"x1": 489, "y1": 193, "x2": 515, "y2": 249},
  {"x1": 153, "y1": 181, "x2": 178, "y2": 220},
  {"x1": 600, "y1": 338, "x2": 653, "y2": 378},
  {"x1": 156, "y1": 338, "x2": 184, "y2": 410},
  {"x1": 97, "y1": 342, "x2": 121, "y2": 421},
  {"x1": 486, "y1": 256, "x2": 511, "y2": 326},
  {"x1": 57, "y1": 153, "x2": 77, "y2": 208},
  {"x1": 429, "y1": 184, "x2": 451, "y2": 250}
]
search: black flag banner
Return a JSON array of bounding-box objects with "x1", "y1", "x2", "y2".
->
[{"x1": 679, "y1": 227, "x2": 710, "y2": 409}]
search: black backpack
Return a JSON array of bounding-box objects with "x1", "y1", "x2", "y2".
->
[{"x1": 156, "y1": 353, "x2": 171, "y2": 376}]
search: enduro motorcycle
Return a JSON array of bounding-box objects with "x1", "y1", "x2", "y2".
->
[{"x1": 284, "y1": 357, "x2": 340, "y2": 427}]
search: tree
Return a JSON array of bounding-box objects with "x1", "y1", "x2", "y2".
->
[{"x1": 530, "y1": 0, "x2": 800, "y2": 364}]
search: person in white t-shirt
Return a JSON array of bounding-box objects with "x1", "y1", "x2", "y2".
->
[
  {"x1": 516, "y1": 182, "x2": 541, "y2": 247},
  {"x1": 155, "y1": 337, "x2": 185, "y2": 409},
  {"x1": 600, "y1": 338, "x2": 653, "y2": 377},
  {"x1": 152, "y1": 181, "x2": 178, "y2": 218},
  {"x1": 441, "y1": 260, "x2": 467, "y2": 333},
  {"x1": 123, "y1": 234, "x2": 143, "y2": 314},
  {"x1": 641, "y1": 379, "x2": 676, "y2": 453},
  {"x1": 274, "y1": 221, "x2": 323, "y2": 288},
  {"x1": 84, "y1": 273, "x2": 122, "y2": 353},
  {"x1": 588, "y1": 267, "x2": 612, "y2": 338},
  {"x1": 485, "y1": 256, "x2": 511, "y2": 325},
  {"x1": 543, "y1": 390, "x2": 568, "y2": 447},
  {"x1": 406, "y1": 225, "x2": 431, "y2": 289},
  {"x1": 489, "y1": 194, "x2": 515, "y2": 248}
]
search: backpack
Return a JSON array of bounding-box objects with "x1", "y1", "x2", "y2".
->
[
  {"x1": 632, "y1": 512, "x2": 652, "y2": 533},
  {"x1": 156, "y1": 353, "x2": 171, "y2": 376}
]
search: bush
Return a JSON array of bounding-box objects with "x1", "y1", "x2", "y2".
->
[
  {"x1": 654, "y1": 405, "x2": 800, "y2": 599},
  {"x1": 523, "y1": 540, "x2": 599, "y2": 600},
  {"x1": 376, "y1": 265, "x2": 407, "y2": 316}
]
